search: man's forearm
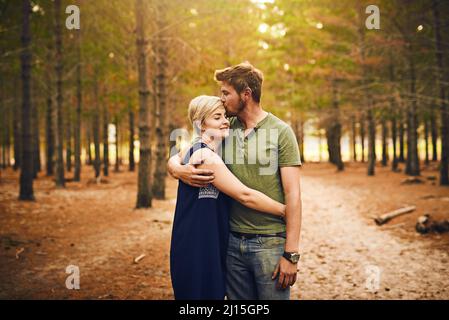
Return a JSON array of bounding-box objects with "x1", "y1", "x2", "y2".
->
[{"x1": 284, "y1": 193, "x2": 302, "y2": 252}]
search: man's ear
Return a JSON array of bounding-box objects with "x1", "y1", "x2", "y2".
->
[{"x1": 241, "y1": 87, "x2": 252, "y2": 101}]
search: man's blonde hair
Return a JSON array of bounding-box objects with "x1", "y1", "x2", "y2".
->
[
  {"x1": 214, "y1": 62, "x2": 264, "y2": 103},
  {"x1": 188, "y1": 95, "x2": 223, "y2": 135}
]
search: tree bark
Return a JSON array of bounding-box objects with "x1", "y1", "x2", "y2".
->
[
  {"x1": 424, "y1": 118, "x2": 430, "y2": 165},
  {"x1": 135, "y1": 0, "x2": 152, "y2": 208},
  {"x1": 128, "y1": 107, "x2": 135, "y2": 171},
  {"x1": 13, "y1": 77, "x2": 21, "y2": 171},
  {"x1": 65, "y1": 96, "x2": 72, "y2": 172},
  {"x1": 86, "y1": 122, "x2": 92, "y2": 165},
  {"x1": 93, "y1": 71, "x2": 101, "y2": 179},
  {"x1": 405, "y1": 47, "x2": 420, "y2": 176},
  {"x1": 367, "y1": 107, "x2": 376, "y2": 176},
  {"x1": 54, "y1": 0, "x2": 65, "y2": 187},
  {"x1": 45, "y1": 47, "x2": 54, "y2": 176},
  {"x1": 19, "y1": 0, "x2": 34, "y2": 200},
  {"x1": 432, "y1": 0, "x2": 449, "y2": 185},
  {"x1": 381, "y1": 116, "x2": 388, "y2": 166},
  {"x1": 74, "y1": 29, "x2": 82, "y2": 181},
  {"x1": 360, "y1": 113, "x2": 365, "y2": 163},
  {"x1": 391, "y1": 114, "x2": 398, "y2": 171},
  {"x1": 153, "y1": 3, "x2": 169, "y2": 199},
  {"x1": 32, "y1": 89, "x2": 40, "y2": 178},
  {"x1": 398, "y1": 110, "x2": 405, "y2": 163},
  {"x1": 326, "y1": 80, "x2": 344, "y2": 171},
  {"x1": 114, "y1": 115, "x2": 120, "y2": 172},
  {"x1": 102, "y1": 98, "x2": 109, "y2": 177},
  {"x1": 351, "y1": 115, "x2": 357, "y2": 162},
  {"x1": 430, "y1": 107, "x2": 438, "y2": 161}
]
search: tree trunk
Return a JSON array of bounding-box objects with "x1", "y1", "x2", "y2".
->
[
  {"x1": 32, "y1": 91, "x2": 40, "y2": 178},
  {"x1": 74, "y1": 29, "x2": 82, "y2": 181},
  {"x1": 391, "y1": 115, "x2": 398, "y2": 171},
  {"x1": 360, "y1": 113, "x2": 365, "y2": 163},
  {"x1": 398, "y1": 111, "x2": 405, "y2": 163},
  {"x1": 1, "y1": 79, "x2": 5, "y2": 169},
  {"x1": 45, "y1": 49, "x2": 54, "y2": 176},
  {"x1": 7, "y1": 102, "x2": 11, "y2": 168},
  {"x1": 405, "y1": 49, "x2": 420, "y2": 176},
  {"x1": 430, "y1": 107, "x2": 438, "y2": 161},
  {"x1": 367, "y1": 107, "x2": 376, "y2": 176},
  {"x1": 128, "y1": 107, "x2": 135, "y2": 171},
  {"x1": 432, "y1": 0, "x2": 449, "y2": 185},
  {"x1": 86, "y1": 123, "x2": 92, "y2": 165},
  {"x1": 103, "y1": 100, "x2": 109, "y2": 177},
  {"x1": 389, "y1": 61, "x2": 399, "y2": 171},
  {"x1": 93, "y1": 71, "x2": 101, "y2": 178},
  {"x1": 0, "y1": 75, "x2": 7, "y2": 169},
  {"x1": 19, "y1": 0, "x2": 34, "y2": 200},
  {"x1": 135, "y1": 0, "x2": 152, "y2": 208},
  {"x1": 381, "y1": 116, "x2": 388, "y2": 166},
  {"x1": 114, "y1": 115, "x2": 120, "y2": 172},
  {"x1": 65, "y1": 98, "x2": 72, "y2": 172},
  {"x1": 13, "y1": 77, "x2": 21, "y2": 171},
  {"x1": 54, "y1": 0, "x2": 65, "y2": 187},
  {"x1": 351, "y1": 115, "x2": 357, "y2": 162},
  {"x1": 153, "y1": 4, "x2": 169, "y2": 199},
  {"x1": 424, "y1": 118, "x2": 430, "y2": 165},
  {"x1": 326, "y1": 80, "x2": 344, "y2": 171}
]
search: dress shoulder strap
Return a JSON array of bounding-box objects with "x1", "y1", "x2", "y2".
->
[{"x1": 182, "y1": 142, "x2": 212, "y2": 165}]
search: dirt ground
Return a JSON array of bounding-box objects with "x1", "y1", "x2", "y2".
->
[{"x1": 0, "y1": 162, "x2": 448, "y2": 300}]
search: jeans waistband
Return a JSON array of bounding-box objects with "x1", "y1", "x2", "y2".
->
[{"x1": 231, "y1": 231, "x2": 286, "y2": 239}]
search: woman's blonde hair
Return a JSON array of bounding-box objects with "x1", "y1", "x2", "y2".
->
[{"x1": 188, "y1": 95, "x2": 224, "y2": 137}]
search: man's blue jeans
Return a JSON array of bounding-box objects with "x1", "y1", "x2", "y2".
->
[{"x1": 226, "y1": 232, "x2": 290, "y2": 300}]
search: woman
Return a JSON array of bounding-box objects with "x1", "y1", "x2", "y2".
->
[{"x1": 170, "y1": 95, "x2": 286, "y2": 300}]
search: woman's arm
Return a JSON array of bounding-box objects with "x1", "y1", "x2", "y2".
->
[
  {"x1": 167, "y1": 152, "x2": 215, "y2": 187},
  {"x1": 190, "y1": 148, "x2": 285, "y2": 218}
]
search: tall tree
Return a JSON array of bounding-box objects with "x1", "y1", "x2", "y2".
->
[
  {"x1": 432, "y1": 0, "x2": 449, "y2": 185},
  {"x1": 135, "y1": 0, "x2": 152, "y2": 208},
  {"x1": 128, "y1": 105, "x2": 135, "y2": 172},
  {"x1": 54, "y1": 0, "x2": 65, "y2": 187},
  {"x1": 74, "y1": 28, "x2": 82, "y2": 181},
  {"x1": 153, "y1": 2, "x2": 169, "y2": 198},
  {"x1": 19, "y1": 0, "x2": 34, "y2": 200}
]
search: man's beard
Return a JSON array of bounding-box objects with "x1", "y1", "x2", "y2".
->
[{"x1": 226, "y1": 98, "x2": 246, "y2": 117}]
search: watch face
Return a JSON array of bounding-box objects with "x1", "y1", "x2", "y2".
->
[{"x1": 285, "y1": 252, "x2": 300, "y2": 263}]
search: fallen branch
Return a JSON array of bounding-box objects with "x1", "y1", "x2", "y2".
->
[
  {"x1": 416, "y1": 214, "x2": 449, "y2": 234},
  {"x1": 15, "y1": 247, "x2": 25, "y2": 259},
  {"x1": 133, "y1": 254, "x2": 146, "y2": 264},
  {"x1": 401, "y1": 177, "x2": 424, "y2": 185},
  {"x1": 374, "y1": 206, "x2": 416, "y2": 226}
]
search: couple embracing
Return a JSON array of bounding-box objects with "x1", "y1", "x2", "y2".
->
[{"x1": 167, "y1": 62, "x2": 302, "y2": 300}]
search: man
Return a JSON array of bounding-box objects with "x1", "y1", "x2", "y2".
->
[{"x1": 167, "y1": 62, "x2": 302, "y2": 300}]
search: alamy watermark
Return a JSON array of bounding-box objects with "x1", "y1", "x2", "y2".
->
[
  {"x1": 365, "y1": 265, "x2": 381, "y2": 292},
  {"x1": 65, "y1": 5, "x2": 80, "y2": 30},
  {"x1": 65, "y1": 265, "x2": 80, "y2": 290}
]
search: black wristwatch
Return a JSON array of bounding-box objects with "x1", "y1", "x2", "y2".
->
[{"x1": 283, "y1": 251, "x2": 300, "y2": 264}]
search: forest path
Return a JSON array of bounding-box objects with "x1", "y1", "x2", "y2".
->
[{"x1": 0, "y1": 163, "x2": 448, "y2": 299}]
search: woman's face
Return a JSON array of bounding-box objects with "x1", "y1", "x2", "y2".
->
[{"x1": 202, "y1": 106, "x2": 230, "y2": 141}]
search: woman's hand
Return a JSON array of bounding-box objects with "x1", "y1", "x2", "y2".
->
[{"x1": 168, "y1": 153, "x2": 215, "y2": 187}]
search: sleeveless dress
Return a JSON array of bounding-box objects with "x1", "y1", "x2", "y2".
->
[{"x1": 170, "y1": 142, "x2": 230, "y2": 300}]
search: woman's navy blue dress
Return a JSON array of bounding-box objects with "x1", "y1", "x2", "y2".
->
[{"x1": 170, "y1": 142, "x2": 230, "y2": 300}]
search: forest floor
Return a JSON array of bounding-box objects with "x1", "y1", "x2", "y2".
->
[{"x1": 0, "y1": 161, "x2": 448, "y2": 300}]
